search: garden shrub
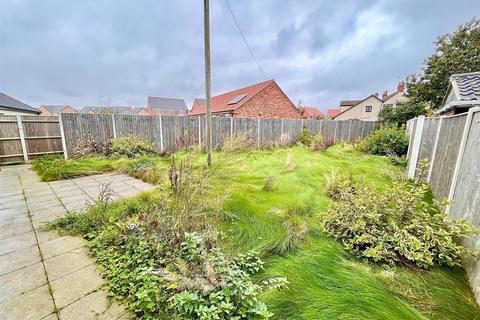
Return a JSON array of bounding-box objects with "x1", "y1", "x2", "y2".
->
[
  {"x1": 298, "y1": 127, "x2": 314, "y2": 146},
  {"x1": 323, "y1": 169, "x2": 477, "y2": 269},
  {"x1": 107, "y1": 134, "x2": 157, "y2": 158},
  {"x1": 324, "y1": 170, "x2": 356, "y2": 200},
  {"x1": 359, "y1": 125, "x2": 409, "y2": 156},
  {"x1": 310, "y1": 134, "x2": 334, "y2": 152}
]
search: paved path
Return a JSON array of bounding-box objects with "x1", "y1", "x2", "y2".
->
[{"x1": 0, "y1": 165, "x2": 154, "y2": 320}]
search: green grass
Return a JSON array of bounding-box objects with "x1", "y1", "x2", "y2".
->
[{"x1": 40, "y1": 145, "x2": 480, "y2": 319}]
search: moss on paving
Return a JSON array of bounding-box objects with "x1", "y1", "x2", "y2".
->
[{"x1": 35, "y1": 145, "x2": 480, "y2": 319}]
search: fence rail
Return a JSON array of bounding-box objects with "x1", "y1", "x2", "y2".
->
[
  {"x1": 0, "y1": 114, "x2": 378, "y2": 163},
  {"x1": 407, "y1": 107, "x2": 480, "y2": 303},
  {"x1": 0, "y1": 115, "x2": 63, "y2": 163}
]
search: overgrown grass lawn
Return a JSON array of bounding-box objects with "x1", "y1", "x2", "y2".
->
[{"x1": 40, "y1": 145, "x2": 480, "y2": 319}]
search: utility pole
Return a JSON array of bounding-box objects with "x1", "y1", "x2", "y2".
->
[{"x1": 204, "y1": 0, "x2": 213, "y2": 166}]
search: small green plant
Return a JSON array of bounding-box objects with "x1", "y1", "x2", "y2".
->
[
  {"x1": 310, "y1": 134, "x2": 334, "y2": 152},
  {"x1": 323, "y1": 165, "x2": 477, "y2": 269},
  {"x1": 298, "y1": 127, "x2": 314, "y2": 146},
  {"x1": 324, "y1": 170, "x2": 356, "y2": 200},
  {"x1": 108, "y1": 135, "x2": 157, "y2": 158},
  {"x1": 263, "y1": 175, "x2": 277, "y2": 191},
  {"x1": 359, "y1": 125, "x2": 409, "y2": 156},
  {"x1": 284, "y1": 153, "x2": 296, "y2": 171}
]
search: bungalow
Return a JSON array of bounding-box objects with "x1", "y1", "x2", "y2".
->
[
  {"x1": 188, "y1": 80, "x2": 301, "y2": 119},
  {"x1": 333, "y1": 82, "x2": 408, "y2": 121},
  {"x1": 39, "y1": 105, "x2": 77, "y2": 116},
  {"x1": 0, "y1": 92, "x2": 40, "y2": 116},
  {"x1": 147, "y1": 97, "x2": 187, "y2": 116},
  {"x1": 436, "y1": 72, "x2": 480, "y2": 115}
]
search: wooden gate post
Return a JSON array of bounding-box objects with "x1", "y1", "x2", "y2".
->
[
  {"x1": 58, "y1": 114, "x2": 68, "y2": 159},
  {"x1": 16, "y1": 115, "x2": 28, "y2": 162}
]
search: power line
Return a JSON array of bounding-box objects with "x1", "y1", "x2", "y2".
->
[{"x1": 223, "y1": 0, "x2": 267, "y2": 79}]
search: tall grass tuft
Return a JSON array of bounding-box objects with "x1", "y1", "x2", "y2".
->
[
  {"x1": 284, "y1": 153, "x2": 296, "y2": 171},
  {"x1": 263, "y1": 175, "x2": 277, "y2": 191},
  {"x1": 221, "y1": 133, "x2": 253, "y2": 153}
]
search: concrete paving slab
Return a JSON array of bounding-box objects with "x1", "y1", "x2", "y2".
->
[
  {"x1": 0, "y1": 262, "x2": 47, "y2": 302},
  {"x1": 40, "y1": 236, "x2": 85, "y2": 260},
  {"x1": 58, "y1": 288, "x2": 125, "y2": 320},
  {"x1": 50, "y1": 264, "x2": 104, "y2": 309},
  {"x1": 44, "y1": 247, "x2": 93, "y2": 281},
  {"x1": 0, "y1": 221, "x2": 33, "y2": 240},
  {"x1": 0, "y1": 245, "x2": 41, "y2": 276},
  {"x1": 36, "y1": 230, "x2": 62, "y2": 244},
  {"x1": 0, "y1": 284, "x2": 55, "y2": 320},
  {"x1": 0, "y1": 231, "x2": 37, "y2": 255}
]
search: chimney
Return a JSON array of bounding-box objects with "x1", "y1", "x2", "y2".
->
[
  {"x1": 374, "y1": 92, "x2": 379, "y2": 97},
  {"x1": 397, "y1": 81, "x2": 405, "y2": 93},
  {"x1": 382, "y1": 90, "x2": 388, "y2": 100}
]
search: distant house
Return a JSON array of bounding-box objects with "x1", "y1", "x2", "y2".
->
[
  {"x1": 39, "y1": 105, "x2": 77, "y2": 116},
  {"x1": 0, "y1": 92, "x2": 40, "y2": 116},
  {"x1": 436, "y1": 72, "x2": 480, "y2": 115},
  {"x1": 301, "y1": 107, "x2": 324, "y2": 119},
  {"x1": 188, "y1": 80, "x2": 301, "y2": 119},
  {"x1": 147, "y1": 97, "x2": 187, "y2": 116},
  {"x1": 334, "y1": 82, "x2": 408, "y2": 121},
  {"x1": 327, "y1": 108, "x2": 341, "y2": 119},
  {"x1": 80, "y1": 106, "x2": 148, "y2": 115}
]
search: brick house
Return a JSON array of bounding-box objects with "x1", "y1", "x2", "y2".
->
[
  {"x1": 38, "y1": 105, "x2": 78, "y2": 116},
  {"x1": 188, "y1": 80, "x2": 301, "y2": 119},
  {"x1": 301, "y1": 107, "x2": 324, "y2": 119},
  {"x1": 147, "y1": 97, "x2": 188, "y2": 116}
]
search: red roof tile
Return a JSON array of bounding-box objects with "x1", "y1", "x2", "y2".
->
[
  {"x1": 327, "y1": 108, "x2": 341, "y2": 118},
  {"x1": 188, "y1": 80, "x2": 275, "y2": 116},
  {"x1": 302, "y1": 107, "x2": 324, "y2": 119}
]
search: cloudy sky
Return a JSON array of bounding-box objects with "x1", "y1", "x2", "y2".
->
[{"x1": 1, "y1": 0, "x2": 478, "y2": 112}]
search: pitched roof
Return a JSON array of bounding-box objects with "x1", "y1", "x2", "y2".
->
[
  {"x1": 80, "y1": 106, "x2": 141, "y2": 115},
  {"x1": 340, "y1": 100, "x2": 361, "y2": 107},
  {"x1": 0, "y1": 92, "x2": 40, "y2": 114},
  {"x1": 327, "y1": 108, "x2": 341, "y2": 118},
  {"x1": 437, "y1": 72, "x2": 480, "y2": 114},
  {"x1": 188, "y1": 79, "x2": 275, "y2": 115},
  {"x1": 40, "y1": 105, "x2": 74, "y2": 113},
  {"x1": 302, "y1": 107, "x2": 324, "y2": 118},
  {"x1": 147, "y1": 97, "x2": 187, "y2": 110}
]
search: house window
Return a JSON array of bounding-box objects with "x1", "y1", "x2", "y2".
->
[{"x1": 365, "y1": 106, "x2": 372, "y2": 112}]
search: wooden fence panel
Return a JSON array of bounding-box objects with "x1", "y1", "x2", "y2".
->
[
  {"x1": 114, "y1": 115, "x2": 159, "y2": 144},
  {"x1": 417, "y1": 118, "x2": 440, "y2": 170},
  {"x1": 62, "y1": 113, "x2": 114, "y2": 154},
  {"x1": 22, "y1": 115, "x2": 62, "y2": 158},
  {"x1": 428, "y1": 115, "x2": 466, "y2": 200},
  {"x1": 0, "y1": 115, "x2": 22, "y2": 163},
  {"x1": 283, "y1": 119, "x2": 303, "y2": 144},
  {"x1": 232, "y1": 117, "x2": 258, "y2": 142}
]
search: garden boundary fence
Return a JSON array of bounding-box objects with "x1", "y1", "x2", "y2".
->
[
  {"x1": 0, "y1": 113, "x2": 378, "y2": 163},
  {"x1": 406, "y1": 107, "x2": 480, "y2": 302}
]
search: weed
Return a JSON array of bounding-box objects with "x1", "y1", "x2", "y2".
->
[
  {"x1": 263, "y1": 175, "x2": 277, "y2": 191},
  {"x1": 221, "y1": 133, "x2": 253, "y2": 152},
  {"x1": 284, "y1": 153, "x2": 296, "y2": 171}
]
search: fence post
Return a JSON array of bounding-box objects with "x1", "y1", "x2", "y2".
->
[
  {"x1": 257, "y1": 118, "x2": 261, "y2": 147},
  {"x1": 230, "y1": 117, "x2": 234, "y2": 138},
  {"x1": 281, "y1": 119, "x2": 284, "y2": 135},
  {"x1": 427, "y1": 117, "x2": 443, "y2": 183},
  {"x1": 111, "y1": 114, "x2": 117, "y2": 139},
  {"x1": 158, "y1": 115, "x2": 164, "y2": 151},
  {"x1": 16, "y1": 115, "x2": 28, "y2": 162},
  {"x1": 333, "y1": 121, "x2": 338, "y2": 142},
  {"x1": 445, "y1": 107, "x2": 479, "y2": 214},
  {"x1": 198, "y1": 116, "x2": 202, "y2": 150},
  {"x1": 407, "y1": 115, "x2": 425, "y2": 178},
  {"x1": 58, "y1": 114, "x2": 68, "y2": 159},
  {"x1": 318, "y1": 120, "x2": 322, "y2": 135},
  {"x1": 348, "y1": 120, "x2": 352, "y2": 141}
]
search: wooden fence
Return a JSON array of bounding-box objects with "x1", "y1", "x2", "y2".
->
[
  {"x1": 0, "y1": 115, "x2": 63, "y2": 163},
  {"x1": 406, "y1": 107, "x2": 480, "y2": 302},
  {"x1": 60, "y1": 114, "x2": 378, "y2": 157},
  {"x1": 0, "y1": 113, "x2": 379, "y2": 163}
]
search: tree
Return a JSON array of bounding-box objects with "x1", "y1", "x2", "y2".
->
[
  {"x1": 378, "y1": 101, "x2": 429, "y2": 127},
  {"x1": 407, "y1": 18, "x2": 480, "y2": 108}
]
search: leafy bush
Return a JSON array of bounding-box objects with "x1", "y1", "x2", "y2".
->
[
  {"x1": 324, "y1": 170, "x2": 356, "y2": 200},
  {"x1": 378, "y1": 101, "x2": 428, "y2": 127},
  {"x1": 298, "y1": 127, "x2": 314, "y2": 146},
  {"x1": 108, "y1": 135, "x2": 157, "y2": 158},
  {"x1": 310, "y1": 135, "x2": 334, "y2": 152},
  {"x1": 359, "y1": 125, "x2": 409, "y2": 156},
  {"x1": 263, "y1": 176, "x2": 277, "y2": 191},
  {"x1": 323, "y1": 170, "x2": 477, "y2": 269}
]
